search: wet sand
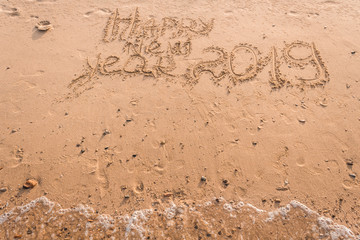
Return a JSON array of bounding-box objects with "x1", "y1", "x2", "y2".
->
[{"x1": 0, "y1": 0, "x2": 360, "y2": 238}]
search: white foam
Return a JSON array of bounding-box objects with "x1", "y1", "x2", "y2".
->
[
  {"x1": 236, "y1": 201, "x2": 245, "y2": 207},
  {"x1": 96, "y1": 214, "x2": 114, "y2": 230},
  {"x1": 290, "y1": 200, "x2": 316, "y2": 215},
  {"x1": 0, "y1": 196, "x2": 357, "y2": 239},
  {"x1": 245, "y1": 203, "x2": 266, "y2": 213},
  {"x1": 223, "y1": 203, "x2": 234, "y2": 212},
  {"x1": 0, "y1": 196, "x2": 56, "y2": 224},
  {"x1": 164, "y1": 202, "x2": 177, "y2": 219},
  {"x1": 58, "y1": 204, "x2": 94, "y2": 218},
  {"x1": 265, "y1": 211, "x2": 276, "y2": 222},
  {"x1": 318, "y1": 216, "x2": 355, "y2": 240},
  {"x1": 265, "y1": 204, "x2": 291, "y2": 222},
  {"x1": 124, "y1": 209, "x2": 153, "y2": 239},
  {"x1": 291, "y1": 201, "x2": 356, "y2": 239}
]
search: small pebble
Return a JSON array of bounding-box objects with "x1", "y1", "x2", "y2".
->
[
  {"x1": 0, "y1": 187, "x2": 7, "y2": 193},
  {"x1": 298, "y1": 119, "x2": 306, "y2": 124},
  {"x1": 351, "y1": 51, "x2": 356, "y2": 55},
  {"x1": 23, "y1": 179, "x2": 38, "y2": 189},
  {"x1": 163, "y1": 192, "x2": 173, "y2": 197},
  {"x1": 102, "y1": 129, "x2": 111, "y2": 136},
  {"x1": 9, "y1": 8, "x2": 20, "y2": 16},
  {"x1": 319, "y1": 102, "x2": 327, "y2": 107},
  {"x1": 276, "y1": 186, "x2": 289, "y2": 191},
  {"x1": 36, "y1": 20, "x2": 52, "y2": 31},
  {"x1": 349, "y1": 174, "x2": 356, "y2": 179},
  {"x1": 345, "y1": 159, "x2": 353, "y2": 166},
  {"x1": 201, "y1": 176, "x2": 207, "y2": 182}
]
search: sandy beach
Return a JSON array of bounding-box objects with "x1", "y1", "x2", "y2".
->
[{"x1": 0, "y1": 0, "x2": 360, "y2": 238}]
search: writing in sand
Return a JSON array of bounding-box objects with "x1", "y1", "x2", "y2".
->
[{"x1": 68, "y1": 8, "x2": 330, "y2": 97}]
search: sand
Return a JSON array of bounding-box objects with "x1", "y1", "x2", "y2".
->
[{"x1": 0, "y1": 0, "x2": 359, "y2": 238}]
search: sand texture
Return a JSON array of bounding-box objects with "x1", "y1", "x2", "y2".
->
[{"x1": 0, "y1": 0, "x2": 360, "y2": 238}]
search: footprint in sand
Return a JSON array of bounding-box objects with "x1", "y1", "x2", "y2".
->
[
  {"x1": 134, "y1": 180, "x2": 144, "y2": 194},
  {"x1": 324, "y1": 159, "x2": 340, "y2": 173},
  {"x1": 88, "y1": 158, "x2": 110, "y2": 198},
  {"x1": 296, "y1": 156, "x2": 305, "y2": 167},
  {"x1": 225, "y1": 123, "x2": 237, "y2": 133},
  {"x1": 5, "y1": 146, "x2": 24, "y2": 169},
  {"x1": 84, "y1": 8, "x2": 112, "y2": 18},
  {"x1": 153, "y1": 163, "x2": 165, "y2": 174},
  {"x1": 342, "y1": 179, "x2": 356, "y2": 189},
  {"x1": 0, "y1": 5, "x2": 20, "y2": 16}
]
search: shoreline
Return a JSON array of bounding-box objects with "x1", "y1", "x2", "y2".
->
[{"x1": 1, "y1": 0, "x2": 359, "y2": 237}]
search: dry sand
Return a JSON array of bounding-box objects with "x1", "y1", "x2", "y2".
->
[{"x1": 0, "y1": 0, "x2": 360, "y2": 239}]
